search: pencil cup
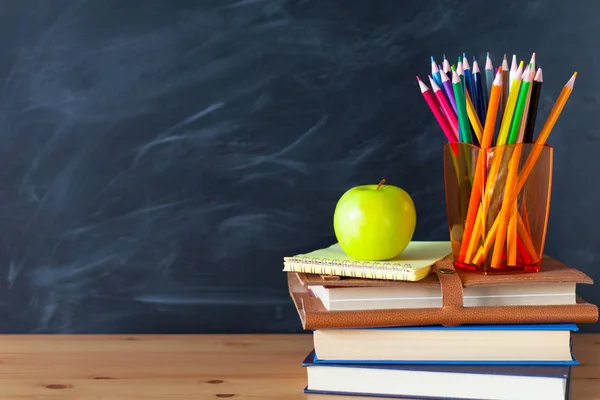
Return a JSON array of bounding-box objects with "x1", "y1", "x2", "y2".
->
[{"x1": 443, "y1": 142, "x2": 553, "y2": 274}]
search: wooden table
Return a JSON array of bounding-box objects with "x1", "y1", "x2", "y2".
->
[{"x1": 0, "y1": 333, "x2": 597, "y2": 399}]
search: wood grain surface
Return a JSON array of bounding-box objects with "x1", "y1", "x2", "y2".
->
[{"x1": 0, "y1": 333, "x2": 596, "y2": 399}]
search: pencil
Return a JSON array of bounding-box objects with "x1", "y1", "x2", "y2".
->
[
  {"x1": 463, "y1": 70, "x2": 502, "y2": 264},
  {"x1": 514, "y1": 72, "x2": 578, "y2": 195},
  {"x1": 500, "y1": 55, "x2": 510, "y2": 126},
  {"x1": 481, "y1": 69, "x2": 503, "y2": 150},
  {"x1": 509, "y1": 65, "x2": 535, "y2": 264},
  {"x1": 429, "y1": 75, "x2": 459, "y2": 140},
  {"x1": 523, "y1": 68, "x2": 543, "y2": 143},
  {"x1": 465, "y1": 90, "x2": 483, "y2": 144},
  {"x1": 443, "y1": 55, "x2": 452, "y2": 74},
  {"x1": 457, "y1": 57, "x2": 465, "y2": 92},
  {"x1": 472, "y1": 59, "x2": 486, "y2": 124},
  {"x1": 431, "y1": 56, "x2": 443, "y2": 87},
  {"x1": 417, "y1": 76, "x2": 457, "y2": 143},
  {"x1": 497, "y1": 61, "x2": 524, "y2": 146},
  {"x1": 507, "y1": 206, "x2": 518, "y2": 265},
  {"x1": 509, "y1": 54, "x2": 518, "y2": 91},
  {"x1": 480, "y1": 72, "x2": 577, "y2": 264},
  {"x1": 516, "y1": 65, "x2": 535, "y2": 143},
  {"x1": 440, "y1": 69, "x2": 458, "y2": 115},
  {"x1": 529, "y1": 52, "x2": 536, "y2": 73},
  {"x1": 451, "y1": 68, "x2": 472, "y2": 144},
  {"x1": 485, "y1": 53, "x2": 494, "y2": 98},
  {"x1": 463, "y1": 54, "x2": 474, "y2": 96},
  {"x1": 491, "y1": 142, "x2": 522, "y2": 267},
  {"x1": 506, "y1": 63, "x2": 533, "y2": 144}
]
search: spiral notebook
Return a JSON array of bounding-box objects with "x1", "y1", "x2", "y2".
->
[{"x1": 282, "y1": 241, "x2": 452, "y2": 282}]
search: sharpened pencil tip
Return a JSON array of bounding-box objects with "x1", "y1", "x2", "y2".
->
[
  {"x1": 416, "y1": 76, "x2": 422, "y2": 81},
  {"x1": 431, "y1": 56, "x2": 435, "y2": 63},
  {"x1": 566, "y1": 72, "x2": 577, "y2": 89}
]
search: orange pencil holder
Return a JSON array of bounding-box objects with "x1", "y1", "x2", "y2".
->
[{"x1": 443, "y1": 142, "x2": 553, "y2": 274}]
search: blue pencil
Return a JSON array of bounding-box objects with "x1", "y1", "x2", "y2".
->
[
  {"x1": 472, "y1": 59, "x2": 487, "y2": 124},
  {"x1": 431, "y1": 56, "x2": 442, "y2": 87},
  {"x1": 462, "y1": 53, "x2": 475, "y2": 97}
]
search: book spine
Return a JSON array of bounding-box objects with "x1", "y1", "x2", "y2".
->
[{"x1": 284, "y1": 257, "x2": 414, "y2": 281}]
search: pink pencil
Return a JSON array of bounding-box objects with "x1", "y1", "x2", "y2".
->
[
  {"x1": 428, "y1": 74, "x2": 459, "y2": 140},
  {"x1": 417, "y1": 76, "x2": 457, "y2": 142}
]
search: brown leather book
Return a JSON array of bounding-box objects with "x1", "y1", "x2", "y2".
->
[{"x1": 287, "y1": 256, "x2": 598, "y2": 329}]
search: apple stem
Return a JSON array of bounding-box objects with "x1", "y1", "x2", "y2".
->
[{"x1": 376, "y1": 179, "x2": 386, "y2": 191}]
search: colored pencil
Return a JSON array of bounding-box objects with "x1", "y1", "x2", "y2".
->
[
  {"x1": 431, "y1": 56, "x2": 443, "y2": 87},
  {"x1": 443, "y1": 55, "x2": 452, "y2": 74},
  {"x1": 463, "y1": 69, "x2": 502, "y2": 264},
  {"x1": 506, "y1": 63, "x2": 533, "y2": 144},
  {"x1": 429, "y1": 75, "x2": 459, "y2": 140},
  {"x1": 440, "y1": 69, "x2": 458, "y2": 115},
  {"x1": 451, "y1": 68, "x2": 471, "y2": 144},
  {"x1": 490, "y1": 140, "x2": 521, "y2": 267},
  {"x1": 457, "y1": 57, "x2": 465, "y2": 92},
  {"x1": 472, "y1": 59, "x2": 486, "y2": 123},
  {"x1": 514, "y1": 72, "x2": 578, "y2": 195},
  {"x1": 478, "y1": 72, "x2": 577, "y2": 264},
  {"x1": 463, "y1": 54, "x2": 474, "y2": 96},
  {"x1": 465, "y1": 90, "x2": 483, "y2": 144},
  {"x1": 500, "y1": 55, "x2": 510, "y2": 126},
  {"x1": 516, "y1": 65, "x2": 535, "y2": 143},
  {"x1": 496, "y1": 61, "x2": 524, "y2": 146},
  {"x1": 485, "y1": 53, "x2": 494, "y2": 98},
  {"x1": 417, "y1": 76, "x2": 456, "y2": 143},
  {"x1": 509, "y1": 54, "x2": 518, "y2": 91},
  {"x1": 523, "y1": 68, "x2": 543, "y2": 142},
  {"x1": 481, "y1": 69, "x2": 503, "y2": 150}
]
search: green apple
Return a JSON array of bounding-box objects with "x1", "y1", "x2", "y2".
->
[{"x1": 333, "y1": 179, "x2": 416, "y2": 260}]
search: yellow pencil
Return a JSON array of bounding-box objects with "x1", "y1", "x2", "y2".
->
[
  {"x1": 465, "y1": 91, "x2": 483, "y2": 144},
  {"x1": 496, "y1": 61, "x2": 524, "y2": 146}
]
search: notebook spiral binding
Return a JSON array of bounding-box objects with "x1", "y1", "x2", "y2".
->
[{"x1": 286, "y1": 256, "x2": 414, "y2": 280}]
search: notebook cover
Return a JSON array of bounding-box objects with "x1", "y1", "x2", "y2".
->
[
  {"x1": 302, "y1": 351, "x2": 572, "y2": 399},
  {"x1": 288, "y1": 258, "x2": 599, "y2": 329}
]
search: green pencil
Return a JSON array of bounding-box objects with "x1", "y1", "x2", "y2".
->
[
  {"x1": 506, "y1": 63, "x2": 533, "y2": 144},
  {"x1": 452, "y1": 68, "x2": 471, "y2": 144}
]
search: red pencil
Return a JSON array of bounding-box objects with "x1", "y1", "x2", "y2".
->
[
  {"x1": 428, "y1": 74, "x2": 459, "y2": 140},
  {"x1": 417, "y1": 76, "x2": 457, "y2": 142}
]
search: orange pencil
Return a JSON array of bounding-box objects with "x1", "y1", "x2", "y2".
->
[
  {"x1": 514, "y1": 72, "x2": 577, "y2": 196},
  {"x1": 461, "y1": 69, "x2": 502, "y2": 263},
  {"x1": 479, "y1": 72, "x2": 577, "y2": 264}
]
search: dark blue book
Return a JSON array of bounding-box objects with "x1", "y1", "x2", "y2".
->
[{"x1": 303, "y1": 350, "x2": 572, "y2": 400}]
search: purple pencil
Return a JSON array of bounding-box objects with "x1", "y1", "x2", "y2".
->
[{"x1": 439, "y1": 69, "x2": 458, "y2": 115}]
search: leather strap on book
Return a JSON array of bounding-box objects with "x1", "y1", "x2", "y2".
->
[{"x1": 432, "y1": 259, "x2": 464, "y2": 314}]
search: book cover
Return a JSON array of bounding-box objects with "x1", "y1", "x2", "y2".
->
[{"x1": 302, "y1": 351, "x2": 572, "y2": 399}]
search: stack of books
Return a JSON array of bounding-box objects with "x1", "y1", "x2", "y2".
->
[{"x1": 283, "y1": 241, "x2": 598, "y2": 400}]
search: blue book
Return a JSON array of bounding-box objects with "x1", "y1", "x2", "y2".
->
[
  {"x1": 303, "y1": 350, "x2": 572, "y2": 400},
  {"x1": 313, "y1": 323, "x2": 578, "y2": 365}
]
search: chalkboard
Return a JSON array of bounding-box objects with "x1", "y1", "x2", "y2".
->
[{"x1": 0, "y1": 0, "x2": 597, "y2": 333}]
